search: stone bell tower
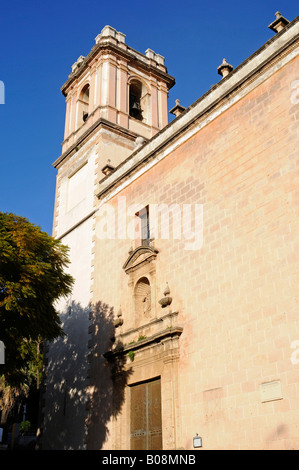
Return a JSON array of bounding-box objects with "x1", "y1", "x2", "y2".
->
[
  {"x1": 59, "y1": 25, "x2": 175, "y2": 161},
  {"x1": 40, "y1": 26, "x2": 175, "y2": 450}
]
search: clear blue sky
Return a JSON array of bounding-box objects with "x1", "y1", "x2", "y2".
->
[{"x1": 0, "y1": 1, "x2": 297, "y2": 235}]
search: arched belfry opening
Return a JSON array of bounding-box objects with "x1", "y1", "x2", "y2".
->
[
  {"x1": 129, "y1": 79, "x2": 150, "y2": 123},
  {"x1": 129, "y1": 80, "x2": 143, "y2": 121},
  {"x1": 77, "y1": 83, "x2": 90, "y2": 128}
]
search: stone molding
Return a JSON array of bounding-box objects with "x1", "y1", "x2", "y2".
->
[
  {"x1": 123, "y1": 244, "x2": 159, "y2": 274},
  {"x1": 61, "y1": 38, "x2": 175, "y2": 98}
]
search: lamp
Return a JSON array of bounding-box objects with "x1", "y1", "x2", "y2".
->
[{"x1": 193, "y1": 433, "x2": 202, "y2": 448}]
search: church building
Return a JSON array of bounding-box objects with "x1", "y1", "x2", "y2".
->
[{"x1": 40, "y1": 12, "x2": 299, "y2": 450}]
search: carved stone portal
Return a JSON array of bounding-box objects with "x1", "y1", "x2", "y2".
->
[{"x1": 103, "y1": 243, "x2": 183, "y2": 450}]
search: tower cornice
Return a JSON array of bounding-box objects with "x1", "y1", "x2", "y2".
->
[
  {"x1": 61, "y1": 39, "x2": 175, "y2": 97},
  {"x1": 53, "y1": 116, "x2": 142, "y2": 169}
]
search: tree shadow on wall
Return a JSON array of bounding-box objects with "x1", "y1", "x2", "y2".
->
[
  {"x1": 85, "y1": 300, "x2": 133, "y2": 450},
  {"x1": 38, "y1": 300, "x2": 92, "y2": 449},
  {"x1": 39, "y1": 299, "x2": 132, "y2": 450}
]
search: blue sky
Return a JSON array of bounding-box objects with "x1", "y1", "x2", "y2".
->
[{"x1": 0, "y1": 1, "x2": 297, "y2": 235}]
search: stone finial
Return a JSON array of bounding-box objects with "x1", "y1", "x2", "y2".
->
[
  {"x1": 169, "y1": 99, "x2": 186, "y2": 117},
  {"x1": 114, "y1": 307, "x2": 123, "y2": 328},
  {"x1": 164, "y1": 282, "x2": 170, "y2": 296},
  {"x1": 101, "y1": 159, "x2": 115, "y2": 176},
  {"x1": 159, "y1": 283, "x2": 172, "y2": 308},
  {"x1": 155, "y1": 54, "x2": 165, "y2": 66},
  {"x1": 217, "y1": 58, "x2": 233, "y2": 78},
  {"x1": 71, "y1": 55, "x2": 85, "y2": 73},
  {"x1": 145, "y1": 49, "x2": 165, "y2": 65},
  {"x1": 145, "y1": 48, "x2": 155, "y2": 59},
  {"x1": 135, "y1": 136, "x2": 146, "y2": 149},
  {"x1": 116, "y1": 31, "x2": 126, "y2": 43},
  {"x1": 101, "y1": 25, "x2": 116, "y2": 37},
  {"x1": 268, "y1": 12, "x2": 290, "y2": 33},
  {"x1": 95, "y1": 25, "x2": 126, "y2": 45}
]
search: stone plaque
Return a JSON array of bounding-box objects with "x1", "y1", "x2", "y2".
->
[{"x1": 260, "y1": 380, "x2": 282, "y2": 403}]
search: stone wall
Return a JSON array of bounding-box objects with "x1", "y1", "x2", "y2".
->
[{"x1": 89, "y1": 53, "x2": 299, "y2": 450}]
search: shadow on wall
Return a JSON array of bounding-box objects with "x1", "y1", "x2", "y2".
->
[
  {"x1": 85, "y1": 300, "x2": 133, "y2": 450},
  {"x1": 39, "y1": 300, "x2": 91, "y2": 449},
  {"x1": 39, "y1": 300, "x2": 132, "y2": 450}
]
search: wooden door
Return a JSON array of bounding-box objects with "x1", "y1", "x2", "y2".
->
[{"x1": 130, "y1": 378, "x2": 162, "y2": 450}]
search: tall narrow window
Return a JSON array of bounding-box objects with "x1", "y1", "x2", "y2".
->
[{"x1": 136, "y1": 206, "x2": 150, "y2": 246}]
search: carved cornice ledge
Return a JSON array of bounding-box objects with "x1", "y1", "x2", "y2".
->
[{"x1": 103, "y1": 324, "x2": 183, "y2": 361}]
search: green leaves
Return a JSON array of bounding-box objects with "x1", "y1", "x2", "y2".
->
[{"x1": 0, "y1": 212, "x2": 74, "y2": 387}]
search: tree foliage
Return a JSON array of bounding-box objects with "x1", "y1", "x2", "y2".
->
[{"x1": 0, "y1": 212, "x2": 73, "y2": 386}]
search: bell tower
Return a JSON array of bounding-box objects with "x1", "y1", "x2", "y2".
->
[
  {"x1": 60, "y1": 25, "x2": 175, "y2": 154},
  {"x1": 52, "y1": 25, "x2": 175, "y2": 240},
  {"x1": 41, "y1": 26, "x2": 175, "y2": 450}
]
